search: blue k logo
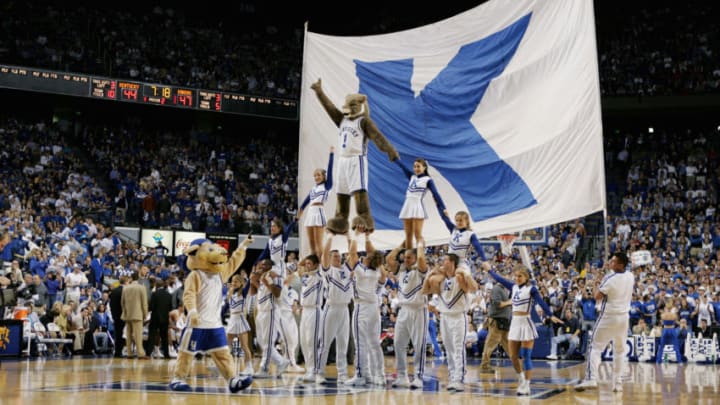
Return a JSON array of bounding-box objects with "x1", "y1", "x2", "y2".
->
[{"x1": 355, "y1": 14, "x2": 537, "y2": 230}]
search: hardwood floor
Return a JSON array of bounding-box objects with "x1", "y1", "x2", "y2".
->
[{"x1": 1, "y1": 355, "x2": 718, "y2": 404}]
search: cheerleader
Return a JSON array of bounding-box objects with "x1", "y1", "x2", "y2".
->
[
  {"x1": 439, "y1": 210, "x2": 487, "y2": 270},
  {"x1": 488, "y1": 264, "x2": 562, "y2": 395},
  {"x1": 656, "y1": 301, "x2": 683, "y2": 363},
  {"x1": 298, "y1": 147, "x2": 334, "y2": 256},
  {"x1": 226, "y1": 273, "x2": 253, "y2": 374},
  {"x1": 256, "y1": 217, "x2": 296, "y2": 276},
  {"x1": 396, "y1": 158, "x2": 446, "y2": 249}
]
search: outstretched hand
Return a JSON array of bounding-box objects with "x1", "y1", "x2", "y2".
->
[{"x1": 311, "y1": 78, "x2": 322, "y2": 91}]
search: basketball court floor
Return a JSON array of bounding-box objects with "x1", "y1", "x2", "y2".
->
[{"x1": 1, "y1": 355, "x2": 717, "y2": 404}]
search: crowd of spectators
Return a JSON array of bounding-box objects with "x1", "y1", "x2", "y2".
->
[
  {"x1": 2, "y1": 112, "x2": 720, "y2": 360},
  {"x1": 2, "y1": 1, "x2": 717, "y2": 100},
  {"x1": 0, "y1": 1, "x2": 302, "y2": 98},
  {"x1": 2, "y1": 0, "x2": 720, "y2": 361},
  {"x1": 597, "y1": 1, "x2": 720, "y2": 96}
]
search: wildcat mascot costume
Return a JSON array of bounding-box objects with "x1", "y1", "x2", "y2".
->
[{"x1": 169, "y1": 237, "x2": 253, "y2": 393}]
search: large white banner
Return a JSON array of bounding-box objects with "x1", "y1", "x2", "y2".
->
[{"x1": 299, "y1": 0, "x2": 605, "y2": 251}]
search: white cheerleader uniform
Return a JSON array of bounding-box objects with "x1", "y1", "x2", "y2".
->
[
  {"x1": 439, "y1": 211, "x2": 487, "y2": 267},
  {"x1": 437, "y1": 274, "x2": 472, "y2": 384},
  {"x1": 396, "y1": 160, "x2": 445, "y2": 219},
  {"x1": 300, "y1": 153, "x2": 334, "y2": 227},
  {"x1": 316, "y1": 263, "x2": 353, "y2": 379},
  {"x1": 299, "y1": 270, "x2": 324, "y2": 375},
  {"x1": 489, "y1": 271, "x2": 554, "y2": 342},
  {"x1": 394, "y1": 263, "x2": 428, "y2": 380},
  {"x1": 350, "y1": 262, "x2": 385, "y2": 381},
  {"x1": 227, "y1": 290, "x2": 250, "y2": 335}
]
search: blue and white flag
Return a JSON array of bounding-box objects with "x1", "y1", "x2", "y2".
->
[{"x1": 299, "y1": 0, "x2": 605, "y2": 251}]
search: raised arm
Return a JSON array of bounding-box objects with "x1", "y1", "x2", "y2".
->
[
  {"x1": 531, "y1": 286, "x2": 563, "y2": 324},
  {"x1": 222, "y1": 236, "x2": 252, "y2": 281},
  {"x1": 439, "y1": 209, "x2": 455, "y2": 233},
  {"x1": 416, "y1": 238, "x2": 428, "y2": 273},
  {"x1": 394, "y1": 159, "x2": 414, "y2": 180},
  {"x1": 321, "y1": 235, "x2": 333, "y2": 270},
  {"x1": 346, "y1": 235, "x2": 359, "y2": 269},
  {"x1": 310, "y1": 78, "x2": 343, "y2": 126},
  {"x1": 385, "y1": 243, "x2": 404, "y2": 274},
  {"x1": 488, "y1": 270, "x2": 515, "y2": 290},
  {"x1": 362, "y1": 117, "x2": 400, "y2": 161},
  {"x1": 426, "y1": 179, "x2": 446, "y2": 213},
  {"x1": 325, "y1": 149, "x2": 334, "y2": 190},
  {"x1": 255, "y1": 244, "x2": 270, "y2": 265},
  {"x1": 282, "y1": 221, "x2": 296, "y2": 243}
]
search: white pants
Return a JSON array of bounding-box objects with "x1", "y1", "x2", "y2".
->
[
  {"x1": 316, "y1": 303, "x2": 350, "y2": 378},
  {"x1": 394, "y1": 305, "x2": 428, "y2": 379},
  {"x1": 585, "y1": 312, "x2": 627, "y2": 382},
  {"x1": 440, "y1": 311, "x2": 466, "y2": 383},
  {"x1": 256, "y1": 309, "x2": 285, "y2": 371},
  {"x1": 300, "y1": 306, "x2": 322, "y2": 373},
  {"x1": 351, "y1": 301, "x2": 384, "y2": 379},
  {"x1": 277, "y1": 308, "x2": 299, "y2": 365}
]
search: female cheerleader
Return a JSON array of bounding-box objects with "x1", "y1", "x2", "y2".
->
[
  {"x1": 656, "y1": 301, "x2": 684, "y2": 363},
  {"x1": 396, "y1": 158, "x2": 446, "y2": 248},
  {"x1": 438, "y1": 210, "x2": 487, "y2": 269},
  {"x1": 488, "y1": 264, "x2": 562, "y2": 395},
  {"x1": 226, "y1": 273, "x2": 253, "y2": 374},
  {"x1": 297, "y1": 147, "x2": 334, "y2": 256}
]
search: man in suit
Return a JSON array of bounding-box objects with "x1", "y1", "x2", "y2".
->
[
  {"x1": 148, "y1": 278, "x2": 174, "y2": 358},
  {"x1": 122, "y1": 272, "x2": 149, "y2": 358},
  {"x1": 110, "y1": 276, "x2": 128, "y2": 357}
]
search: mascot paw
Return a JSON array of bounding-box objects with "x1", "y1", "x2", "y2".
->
[
  {"x1": 169, "y1": 379, "x2": 192, "y2": 392},
  {"x1": 351, "y1": 216, "x2": 367, "y2": 232},
  {"x1": 229, "y1": 375, "x2": 253, "y2": 393},
  {"x1": 188, "y1": 312, "x2": 199, "y2": 327},
  {"x1": 327, "y1": 218, "x2": 349, "y2": 235}
]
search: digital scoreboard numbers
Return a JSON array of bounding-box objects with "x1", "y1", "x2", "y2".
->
[
  {"x1": 118, "y1": 81, "x2": 142, "y2": 102},
  {"x1": 91, "y1": 78, "x2": 117, "y2": 99},
  {"x1": 198, "y1": 91, "x2": 222, "y2": 111},
  {"x1": 142, "y1": 85, "x2": 195, "y2": 108}
]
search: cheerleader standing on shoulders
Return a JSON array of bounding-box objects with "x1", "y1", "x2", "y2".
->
[
  {"x1": 297, "y1": 147, "x2": 334, "y2": 256},
  {"x1": 395, "y1": 157, "x2": 446, "y2": 249},
  {"x1": 487, "y1": 263, "x2": 562, "y2": 396}
]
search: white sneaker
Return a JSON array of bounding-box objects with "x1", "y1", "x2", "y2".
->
[
  {"x1": 344, "y1": 375, "x2": 367, "y2": 386},
  {"x1": 315, "y1": 374, "x2": 327, "y2": 384},
  {"x1": 574, "y1": 379, "x2": 598, "y2": 391},
  {"x1": 336, "y1": 375, "x2": 349, "y2": 384},
  {"x1": 371, "y1": 376, "x2": 386, "y2": 386},
  {"x1": 302, "y1": 372, "x2": 316, "y2": 382},
  {"x1": 152, "y1": 348, "x2": 162, "y2": 358},
  {"x1": 410, "y1": 377, "x2": 424, "y2": 389},
  {"x1": 447, "y1": 381, "x2": 464, "y2": 391},
  {"x1": 546, "y1": 354, "x2": 559, "y2": 360},
  {"x1": 287, "y1": 364, "x2": 305, "y2": 373},
  {"x1": 275, "y1": 359, "x2": 290, "y2": 377},
  {"x1": 242, "y1": 363, "x2": 254, "y2": 376},
  {"x1": 392, "y1": 375, "x2": 410, "y2": 388},
  {"x1": 613, "y1": 381, "x2": 623, "y2": 393},
  {"x1": 516, "y1": 380, "x2": 530, "y2": 395}
]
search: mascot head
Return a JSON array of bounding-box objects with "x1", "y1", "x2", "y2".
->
[
  {"x1": 183, "y1": 239, "x2": 229, "y2": 273},
  {"x1": 342, "y1": 94, "x2": 369, "y2": 119}
]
